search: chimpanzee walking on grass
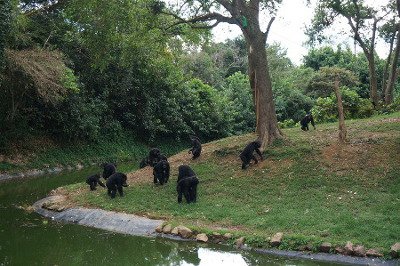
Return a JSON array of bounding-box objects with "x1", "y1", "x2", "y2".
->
[
  {"x1": 106, "y1": 172, "x2": 129, "y2": 198},
  {"x1": 239, "y1": 140, "x2": 263, "y2": 169},
  {"x1": 176, "y1": 165, "x2": 199, "y2": 203},
  {"x1": 300, "y1": 113, "x2": 316, "y2": 131}
]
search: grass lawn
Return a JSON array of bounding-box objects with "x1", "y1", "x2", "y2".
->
[{"x1": 62, "y1": 112, "x2": 400, "y2": 256}]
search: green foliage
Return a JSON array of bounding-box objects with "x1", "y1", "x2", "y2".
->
[
  {"x1": 303, "y1": 46, "x2": 375, "y2": 98},
  {"x1": 61, "y1": 67, "x2": 79, "y2": 93},
  {"x1": 312, "y1": 87, "x2": 374, "y2": 122},
  {"x1": 275, "y1": 88, "x2": 314, "y2": 122},
  {"x1": 221, "y1": 72, "x2": 255, "y2": 134},
  {"x1": 179, "y1": 79, "x2": 231, "y2": 139},
  {"x1": 0, "y1": 0, "x2": 12, "y2": 72},
  {"x1": 306, "y1": 66, "x2": 360, "y2": 99},
  {"x1": 278, "y1": 119, "x2": 296, "y2": 128}
]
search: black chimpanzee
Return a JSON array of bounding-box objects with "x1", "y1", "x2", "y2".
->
[
  {"x1": 86, "y1": 173, "x2": 105, "y2": 191},
  {"x1": 300, "y1": 113, "x2": 316, "y2": 131},
  {"x1": 106, "y1": 172, "x2": 129, "y2": 198},
  {"x1": 153, "y1": 159, "x2": 170, "y2": 185},
  {"x1": 102, "y1": 163, "x2": 117, "y2": 179},
  {"x1": 239, "y1": 140, "x2": 263, "y2": 169},
  {"x1": 147, "y1": 148, "x2": 168, "y2": 167},
  {"x1": 176, "y1": 165, "x2": 199, "y2": 203},
  {"x1": 188, "y1": 135, "x2": 202, "y2": 159}
]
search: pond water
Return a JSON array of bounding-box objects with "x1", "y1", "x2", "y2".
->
[{"x1": 0, "y1": 165, "x2": 341, "y2": 265}]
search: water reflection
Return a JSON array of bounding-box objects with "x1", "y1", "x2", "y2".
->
[{"x1": 197, "y1": 248, "x2": 247, "y2": 266}]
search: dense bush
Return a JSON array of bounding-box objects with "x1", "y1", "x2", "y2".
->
[
  {"x1": 221, "y1": 72, "x2": 255, "y2": 135},
  {"x1": 178, "y1": 78, "x2": 231, "y2": 140},
  {"x1": 312, "y1": 87, "x2": 374, "y2": 122}
]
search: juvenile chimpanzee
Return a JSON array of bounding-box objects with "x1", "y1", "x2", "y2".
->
[
  {"x1": 86, "y1": 173, "x2": 105, "y2": 191},
  {"x1": 106, "y1": 172, "x2": 128, "y2": 199},
  {"x1": 300, "y1": 113, "x2": 316, "y2": 131},
  {"x1": 239, "y1": 140, "x2": 263, "y2": 169},
  {"x1": 176, "y1": 165, "x2": 199, "y2": 203},
  {"x1": 188, "y1": 135, "x2": 202, "y2": 159},
  {"x1": 153, "y1": 159, "x2": 170, "y2": 185},
  {"x1": 102, "y1": 163, "x2": 117, "y2": 179}
]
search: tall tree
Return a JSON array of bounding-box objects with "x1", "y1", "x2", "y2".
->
[
  {"x1": 383, "y1": 0, "x2": 400, "y2": 104},
  {"x1": 163, "y1": 0, "x2": 283, "y2": 147},
  {"x1": 306, "y1": 0, "x2": 392, "y2": 107}
]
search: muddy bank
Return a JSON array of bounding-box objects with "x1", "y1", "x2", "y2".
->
[{"x1": 33, "y1": 196, "x2": 399, "y2": 266}]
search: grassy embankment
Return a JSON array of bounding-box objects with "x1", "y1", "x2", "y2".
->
[
  {"x1": 0, "y1": 136, "x2": 187, "y2": 173},
  {"x1": 63, "y1": 112, "x2": 400, "y2": 255}
]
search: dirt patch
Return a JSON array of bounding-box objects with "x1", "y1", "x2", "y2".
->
[{"x1": 321, "y1": 141, "x2": 391, "y2": 174}]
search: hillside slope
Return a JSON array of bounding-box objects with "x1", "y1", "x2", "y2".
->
[{"x1": 61, "y1": 112, "x2": 400, "y2": 255}]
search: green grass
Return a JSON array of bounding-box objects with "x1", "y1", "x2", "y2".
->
[{"x1": 67, "y1": 112, "x2": 400, "y2": 256}]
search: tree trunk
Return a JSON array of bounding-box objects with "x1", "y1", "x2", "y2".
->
[
  {"x1": 366, "y1": 53, "x2": 379, "y2": 108},
  {"x1": 245, "y1": 32, "x2": 282, "y2": 147},
  {"x1": 382, "y1": 31, "x2": 395, "y2": 101},
  {"x1": 385, "y1": 24, "x2": 400, "y2": 104},
  {"x1": 334, "y1": 78, "x2": 346, "y2": 143}
]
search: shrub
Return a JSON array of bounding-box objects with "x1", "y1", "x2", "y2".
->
[{"x1": 312, "y1": 87, "x2": 374, "y2": 122}]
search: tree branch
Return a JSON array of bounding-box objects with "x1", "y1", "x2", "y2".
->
[
  {"x1": 162, "y1": 10, "x2": 238, "y2": 30},
  {"x1": 264, "y1": 17, "x2": 275, "y2": 41}
]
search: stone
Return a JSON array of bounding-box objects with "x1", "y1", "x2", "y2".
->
[
  {"x1": 390, "y1": 242, "x2": 400, "y2": 258},
  {"x1": 319, "y1": 242, "x2": 332, "y2": 253},
  {"x1": 177, "y1": 225, "x2": 192, "y2": 238},
  {"x1": 235, "y1": 237, "x2": 245, "y2": 248},
  {"x1": 335, "y1": 246, "x2": 345, "y2": 254},
  {"x1": 298, "y1": 244, "x2": 313, "y2": 252},
  {"x1": 196, "y1": 233, "x2": 208, "y2": 243},
  {"x1": 223, "y1": 233, "x2": 232, "y2": 239},
  {"x1": 366, "y1": 249, "x2": 383, "y2": 257},
  {"x1": 162, "y1": 224, "x2": 172, "y2": 234},
  {"x1": 171, "y1": 227, "x2": 179, "y2": 235},
  {"x1": 211, "y1": 232, "x2": 223, "y2": 244},
  {"x1": 155, "y1": 224, "x2": 163, "y2": 233},
  {"x1": 353, "y1": 245, "x2": 366, "y2": 257},
  {"x1": 344, "y1": 241, "x2": 354, "y2": 255},
  {"x1": 41, "y1": 195, "x2": 67, "y2": 212},
  {"x1": 270, "y1": 232, "x2": 283, "y2": 247}
]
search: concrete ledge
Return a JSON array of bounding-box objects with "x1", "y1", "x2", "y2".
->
[{"x1": 33, "y1": 196, "x2": 164, "y2": 236}]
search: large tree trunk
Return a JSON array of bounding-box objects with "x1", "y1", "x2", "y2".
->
[
  {"x1": 334, "y1": 78, "x2": 347, "y2": 143},
  {"x1": 245, "y1": 32, "x2": 282, "y2": 148},
  {"x1": 385, "y1": 24, "x2": 400, "y2": 104}
]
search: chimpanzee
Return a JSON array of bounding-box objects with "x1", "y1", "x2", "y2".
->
[
  {"x1": 300, "y1": 113, "x2": 316, "y2": 131},
  {"x1": 153, "y1": 159, "x2": 170, "y2": 185},
  {"x1": 176, "y1": 165, "x2": 199, "y2": 203},
  {"x1": 86, "y1": 173, "x2": 105, "y2": 191},
  {"x1": 148, "y1": 148, "x2": 168, "y2": 167},
  {"x1": 102, "y1": 163, "x2": 117, "y2": 179},
  {"x1": 106, "y1": 172, "x2": 129, "y2": 199},
  {"x1": 239, "y1": 140, "x2": 263, "y2": 169},
  {"x1": 188, "y1": 135, "x2": 202, "y2": 159}
]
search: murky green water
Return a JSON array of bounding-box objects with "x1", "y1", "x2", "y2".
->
[{"x1": 0, "y1": 166, "x2": 341, "y2": 265}]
